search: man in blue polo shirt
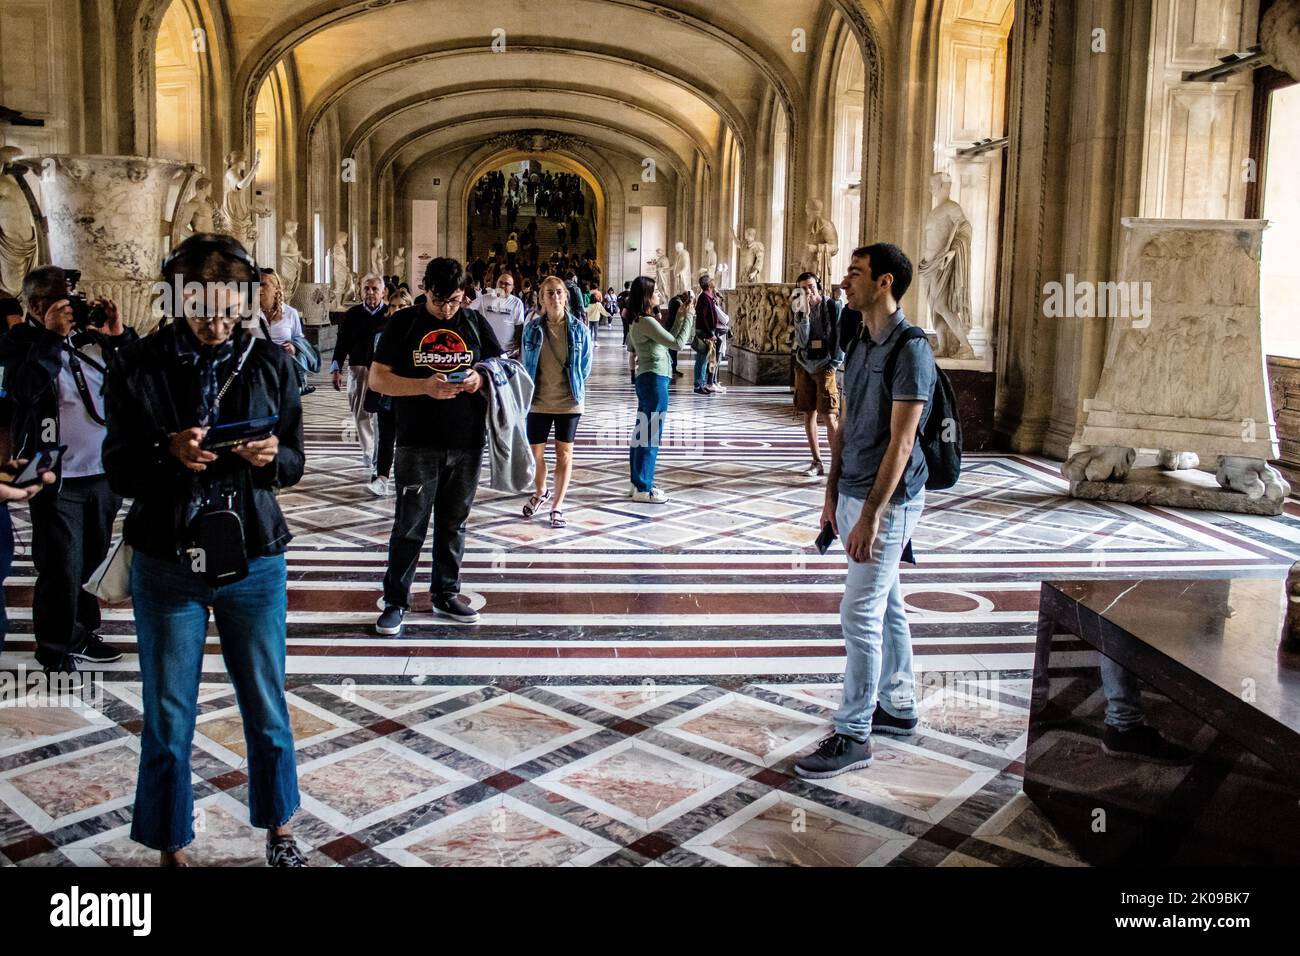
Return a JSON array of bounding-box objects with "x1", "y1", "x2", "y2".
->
[{"x1": 795, "y1": 242, "x2": 936, "y2": 779}]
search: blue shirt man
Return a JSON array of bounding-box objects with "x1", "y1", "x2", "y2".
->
[{"x1": 794, "y1": 242, "x2": 938, "y2": 781}]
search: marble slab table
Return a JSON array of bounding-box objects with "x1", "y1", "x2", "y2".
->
[{"x1": 1026, "y1": 577, "x2": 1300, "y2": 865}]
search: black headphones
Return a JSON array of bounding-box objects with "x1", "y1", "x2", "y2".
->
[{"x1": 161, "y1": 233, "x2": 259, "y2": 278}]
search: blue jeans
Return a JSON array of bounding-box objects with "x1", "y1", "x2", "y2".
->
[
  {"x1": 0, "y1": 504, "x2": 11, "y2": 655},
  {"x1": 130, "y1": 552, "x2": 298, "y2": 852},
  {"x1": 834, "y1": 491, "x2": 925, "y2": 739},
  {"x1": 693, "y1": 342, "x2": 710, "y2": 390},
  {"x1": 630, "y1": 372, "x2": 669, "y2": 492},
  {"x1": 1099, "y1": 656, "x2": 1143, "y2": 730}
]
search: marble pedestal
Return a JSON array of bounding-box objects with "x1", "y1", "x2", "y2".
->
[
  {"x1": 1070, "y1": 464, "x2": 1284, "y2": 516},
  {"x1": 725, "y1": 282, "x2": 797, "y2": 386},
  {"x1": 730, "y1": 347, "x2": 790, "y2": 386}
]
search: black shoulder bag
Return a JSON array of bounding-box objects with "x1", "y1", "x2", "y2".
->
[{"x1": 187, "y1": 336, "x2": 258, "y2": 587}]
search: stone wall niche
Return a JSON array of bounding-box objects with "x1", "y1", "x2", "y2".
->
[
  {"x1": 29, "y1": 155, "x2": 191, "y2": 330},
  {"x1": 1064, "y1": 218, "x2": 1289, "y2": 515}
]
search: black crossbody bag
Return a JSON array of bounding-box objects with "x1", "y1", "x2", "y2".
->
[{"x1": 187, "y1": 336, "x2": 258, "y2": 587}]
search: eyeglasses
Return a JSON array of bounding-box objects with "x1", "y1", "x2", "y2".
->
[
  {"x1": 428, "y1": 295, "x2": 464, "y2": 309},
  {"x1": 185, "y1": 312, "x2": 242, "y2": 328}
]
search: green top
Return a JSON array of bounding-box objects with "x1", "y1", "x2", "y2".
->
[{"x1": 627, "y1": 310, "x2": 694, "y2": 377}]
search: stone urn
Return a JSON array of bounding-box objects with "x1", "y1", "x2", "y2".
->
[
  {"x1": 27, "y1": 154, "x2": 191, "y2": 330},
  {"x1": 291, "y1": 281, "x2": 330, "y2": 327}
]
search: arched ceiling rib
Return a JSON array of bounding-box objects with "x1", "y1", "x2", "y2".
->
[{"x1": 310, "y1": 43, "x2": 740, "y2": 158}]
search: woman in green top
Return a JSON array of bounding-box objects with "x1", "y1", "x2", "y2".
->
[{"x1": 626, "y1": 277, "x2": 694, "y2": 503}]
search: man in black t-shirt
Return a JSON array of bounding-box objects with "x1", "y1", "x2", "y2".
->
[{"x1": 368, "y1": 257, "x2": 503, "y2": 635}]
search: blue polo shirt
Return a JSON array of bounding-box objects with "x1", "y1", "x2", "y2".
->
[{"x1": 838, "y1": 309, "x2": 935, "y2": 503}]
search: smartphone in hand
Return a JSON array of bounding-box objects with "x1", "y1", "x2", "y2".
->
[
  {"x1": 814, "y1": 521, "x2": 837, "y2": 555},
  {"x1": 0, "y1": 447, "x2": 65, "y2": 488}
]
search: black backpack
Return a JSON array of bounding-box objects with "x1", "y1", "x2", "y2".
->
[{"x1": 851, "y1": 324, "x2": 962, "y2": 491}]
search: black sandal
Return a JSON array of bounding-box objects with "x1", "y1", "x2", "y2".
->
[
  {"x1": 549, "y1": 510, "x2": 567, "y2": 529},
  {"x1": 523, "y1": 489, "x2": 550, "y2": 518}
]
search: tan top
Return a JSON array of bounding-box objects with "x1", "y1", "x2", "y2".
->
[{"x1": 533, "y1": 321, "x2": 581, "y2": 414}]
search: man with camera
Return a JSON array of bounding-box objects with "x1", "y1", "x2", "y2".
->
[
  {"x1": 791, "y1": 272, "x2": 844, "y2": 478},
  {"x1": 0, "y1": 265, "x2": 136, "y2": 676}
]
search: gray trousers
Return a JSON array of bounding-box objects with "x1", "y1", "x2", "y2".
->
[{"x1": 347, "y1": 365, "x2": 377, "y2": 467}]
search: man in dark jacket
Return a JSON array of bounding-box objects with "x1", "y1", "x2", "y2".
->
[
  {"x1": 331, "y1": 274, "x2": 387, "y2": 471},
  {"x1": 0, "y1": 266, "x2": 136, "y2": 675},
  {"x1": 103, "y1": 233, "x2": 307, "y2": 866}
]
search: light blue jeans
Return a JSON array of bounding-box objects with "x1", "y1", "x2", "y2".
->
[
  {"x1": 1099, "y1": 656, "x2": 1143, "y2": 730},
  {"x1": 834, "y1": 490, "x2": 925, "y2": 740}
]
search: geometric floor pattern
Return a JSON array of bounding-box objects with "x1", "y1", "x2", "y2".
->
[{"x1": 3, "y1": 325, "x2": 1299, "y2": 866}]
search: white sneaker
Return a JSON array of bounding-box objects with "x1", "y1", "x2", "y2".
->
[
  {"x1": 712, "y1": 384, "x2": 727, "y2": 394},
  {"x1": 628, "y1": 484, "x2": 637, "y2": 498},
  {"x1": 802, "y1": 461, "x2": 825, "y2": 478},
  {"x1": 366, "y1": 476, "x2": 388, "y2": 497},
  {"x1": 632, "y1": 488, "x2": 669, "y2": 503}
]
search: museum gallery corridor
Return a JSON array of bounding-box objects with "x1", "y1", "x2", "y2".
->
[{"x1": 2, "y1": 336, "x2": 1298, "y2": 868}]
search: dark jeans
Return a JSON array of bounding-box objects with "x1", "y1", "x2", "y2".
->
[
  {"x1": 0, "y1": 504, "x2": 12, "y2": 656},
  {"x1": 375, "y1": 405, "x2": 396, "y2": 479},
  {"x1": 629, "y1": 373, "x2": 669, "y2": 493},
  {"x1": 29, "y1": 475, "x2": 121, "y2": 667},
  {"x1": 130, "y1": 552, "x2": 297, "y2": 851},
  {"x1": 382, "y1": 445, "x2": 482, "y2": 608}
]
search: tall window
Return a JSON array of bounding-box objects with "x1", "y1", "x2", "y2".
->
[
  {"x1": 154, "y1": 1, "x2": 203, "y2": 164},
  {"x1": 831, "y1": 42, "x2": 865, "y2": 286},
  {"x1": 1262, "y1": 83, "x2": 1300, "y2": 357},
  {"x1": 770, "y1": 107, "x2": 788, "y2": 283}
]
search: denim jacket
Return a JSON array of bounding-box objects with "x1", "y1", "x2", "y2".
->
[{"x1": 520, "y1": 312, "x2": 593, "y2": 408}]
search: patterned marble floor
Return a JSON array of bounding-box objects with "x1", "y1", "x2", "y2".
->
[{"x1": 3, "y1": 325, "x2": 1299, "y2": 867}]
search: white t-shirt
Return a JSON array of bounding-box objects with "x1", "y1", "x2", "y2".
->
[
  {"x1": 254, "y1": 305, "x2": 304, "y2": 347},
  {"x1": 56, "y1": 341, "x2": 108, "y2": 479},
  {"x1": 473, "y1": 291, "x2": 525, "y2": 351}
]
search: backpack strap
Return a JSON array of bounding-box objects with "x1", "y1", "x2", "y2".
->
[{"x1": 882, "y1": 325, "x2": 930, "y2": 395}]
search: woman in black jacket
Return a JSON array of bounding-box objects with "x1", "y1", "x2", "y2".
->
[{"x1": 103, "y1": 234, "x2": 307, "y2": 867}]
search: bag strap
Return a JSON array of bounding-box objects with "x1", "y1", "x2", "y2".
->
[
  {"x1": 882, "y1": 325, "x2": 930, "y2": 389},
  {"x1": 62, "y1": 343, "x2": 108, "y2": 426},
  {"x1": 212, "y1": 334, "x2": 258, "y2": 420}
]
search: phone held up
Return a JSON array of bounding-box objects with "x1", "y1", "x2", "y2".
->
[{"x1": 0, "y1": 446, "x2": 66, "y2": 488}]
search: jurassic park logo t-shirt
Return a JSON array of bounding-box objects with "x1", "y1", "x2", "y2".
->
[{"x1": 373, "y1": 305, "x2": 504, "y2": 449}]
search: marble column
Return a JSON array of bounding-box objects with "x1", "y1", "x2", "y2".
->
[
  {"x1": 29, "y1": 154, "x2": 190, "y2": 330},
  {"x1": 728, "y1": 282, "x2": 797, "y2": 385}
]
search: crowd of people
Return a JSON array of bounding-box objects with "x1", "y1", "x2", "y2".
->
[
  {"x1": 471, "y1": 169, "x2": 586, "y2": 231},
  {"x1": 23, "y1": 227, "x2": 1143, "y2": 861}
]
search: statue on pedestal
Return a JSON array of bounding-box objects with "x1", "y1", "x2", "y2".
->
[
  {"x1": 370, "y1": 237, "x2": 386, "y2": 277},
  {"x1": 330, "y1": 232, "x2": 353, "y2": 309},
  {"x1": 171, "y1": 176, "x2": 217, "y2": 247},
  {"x1": 0, "y1": 147, "x2": 39, "y2": 296},
  {"x1": 279, "y1": 220, "x2": 310, "y2": 302},
  {"x1": 217, "y1": 149, "x2": 261, "y2": 249},
  {"x1": 393, "y1": 247, "x2": 407, "y2": 284},
  {"x1": 918, "y1": 172, "x2": 977, "y2": 359},
  {"x1": 731, "y1": 226, "x2": 765, "y2": 284},
  {"x1": 647, "y1": 248, "x2": 672, "y2": 297},
  {"x1": 701, "y1": 238, "x2": 718, "y2": 285},
  {"x1": 802, "y1": 199, "x2": 839, "y2": 294},
  {"x1": 671, "y1": 242, "x2": 692, "y2": 297}
]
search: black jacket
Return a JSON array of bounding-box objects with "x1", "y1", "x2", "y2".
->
[
  {"x1": 333, "y1": 303, "x2": 387, "y2": 370},
  {"x1": 103, "y1": 321, "x2": 304, "y2": 562},
  {"x1": 0, "y1": 318, "x2": 139, "y2": 472}
]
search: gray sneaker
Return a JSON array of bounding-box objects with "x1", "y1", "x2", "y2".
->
[
  {"x1": 375, "y1": 605, "x2": 406, "y2": 636},
  {"x1": 793, "y1": 733, "x2": 872, "y2": 779}
]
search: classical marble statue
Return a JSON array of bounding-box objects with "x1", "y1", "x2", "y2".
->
[
  {"x1": 370, "y1": 237, "x2": 386, "y2": 277},
  {"x1": 918, "y1": 173, "x2": 977, "y2": 359},
  {"x1": 279, "y1": 220, "x2": 310, "y2": 302},
  {"x1": 329, "y1": 232, "x2": 353, "y2": 309},
  {"x1": 731, "y1": 226, "x2": 765, "y2": 284},
  {"x1": 1262, "y1": 0, "x2": 1300, "y2": 82},
  {"x1": 392, "y1": 247, "x2": 407, "y2": 283},
  {"x1": 671, "y1": 242, "x2": 692, "y2": 297},
  {"x1": 0, "y1": 147, "x2": 39, "y2": 296},
  {"x1": 217, "y1": 149, "x2": 261, "y2": 248},
  {"x1": 802, "y1": 199, "x2": 839, "y2": 294},
  {"x1": 171, "y1": 176, "x2": 217, "y2": 247},
  {"x1": 647, "y1": 248, "x2": 672, "y2": 297},
  {"x1": 701, "y1": 238, "x2": 719, "y2": 285}
]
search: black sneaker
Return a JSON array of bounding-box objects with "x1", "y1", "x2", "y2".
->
[
  {"x1": 70, "y1": 632, "x2": 123, "y2": 664},
  {"x1": 266, "y1": 835, "x2": 308, "y2": 867},
  {"x1": 40, "y1": 658, "x2": 83, "y2": 691},
  {"x1": 433, "y1": 594, "x2": 480, "y2": 624},
  {"x1": 872, "y1": 704, "x2": 918, "y2": 736},
  {"x1": 375, "y1": 605, "x2": 406, "y2": 636},
  {"x1": 1102, "y1": 725, "x2": 1193, "y2": 765},
  {"x1": 793, "y1": 733, "x2": 872, "y2": 779}
]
